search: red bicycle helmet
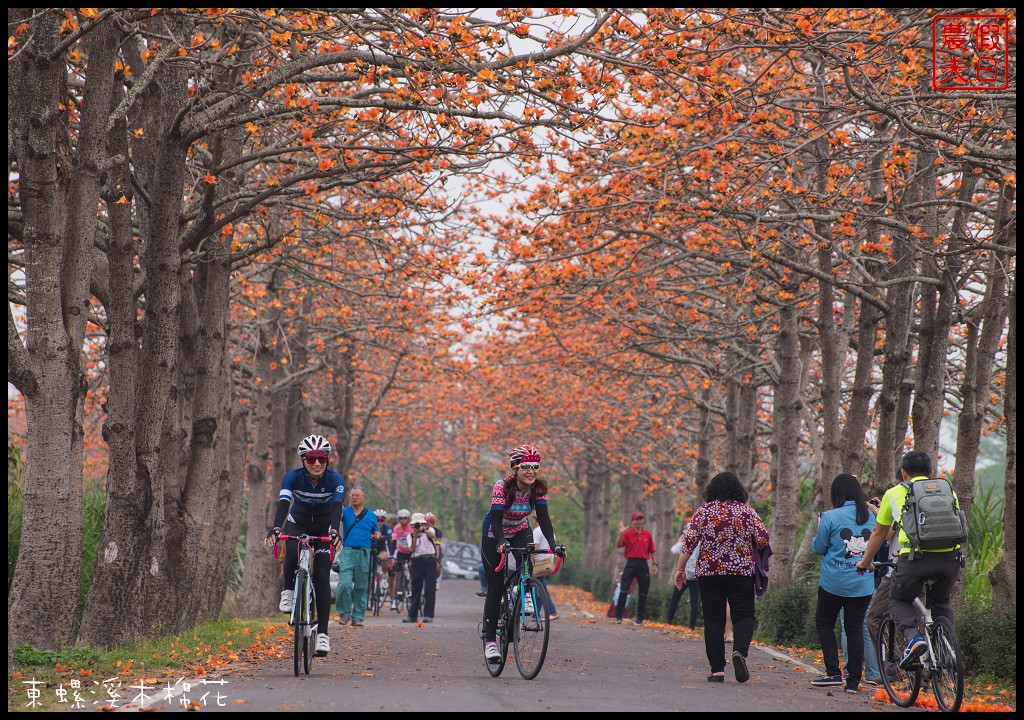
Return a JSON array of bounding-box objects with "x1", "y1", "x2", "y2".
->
[{"x1": 508, "y1": 444, "x2": 540, "y2": 469}]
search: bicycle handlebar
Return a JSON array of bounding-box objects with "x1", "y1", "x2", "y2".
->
[
  {"x1": 495, "y1": 544, "x2": 566, "y2": 574},
  {"x1": 856, "y1": 558, "x2": 900, "y2": 576},
  {"x1": 274, "y1": 533, "x2": 336, "y2": 563}
]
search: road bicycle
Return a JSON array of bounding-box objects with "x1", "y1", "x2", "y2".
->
[
  {"x1": 871, "y1": 561, "x2": 964, "y2": 713},
  {"x1": 479, "y1": 543, "x2": 564, "y2": 680},
  {"x1": 367, "y1": 553, "x2": 389, "y2": 617},
  {"x1": 392, "y1": 558, "x2": 412, "y2": 614},
  {"x1": 276, "y1": 534, "x2": 334, "y2": 677}
]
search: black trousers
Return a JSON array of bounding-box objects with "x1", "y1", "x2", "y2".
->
[
  {"x1": 889, "y1": 551, "x2": 960, "y2": 642},
  {"x1": 699, "y1": 574, "x2": 755, "y2": 673},
  {"x1": 480, "y1": 526, "x2": 533, "y2": 641},
  {"x1": 667, "y1": 577, "x2": 701, "y2": 627},
  {"x1": 815, "y1": 587, "x2": 871, "y2": 681},
  {"x1": 408, "y1": 555, "x2": 437, "y2": 620},
  {"x1": 282, "y1": 515, "x2": 333, "y2": 635},
  {"x1": 615, "y1": 558, "x2": 651, "y2": 621}
]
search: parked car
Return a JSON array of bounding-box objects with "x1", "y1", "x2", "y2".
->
[{"x1": 440, "y1": 539, "x2": 481, "y2": 579}]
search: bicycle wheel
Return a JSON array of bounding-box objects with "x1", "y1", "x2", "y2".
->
[
  {"x1": 398, "y1": 569, "x2": 412, "y2": 613},
  {"x1": 878, "y1": 616, "x2": 921, "y2": 707},
  {"x1": 513, "y1": 577, "x2": 551, "y2": 680},
  {"x1": 930, "y1": 617, "x2": 964, "y2": 713},
  {"x1": 303, "y1": 583, "x2": 315, "y2": 675},
  {"x1": 483, "y1": 594, "x2": 511, "y2": 677},
  {"x1": 372, "y1": 569, "x2": 387, "y2": 614},
  {"x1": 369, "y1": 570, "x2": 381, "y2": 616},
  {"x1": 292, "y1": 574, "x2": 305, "y2": 677}
]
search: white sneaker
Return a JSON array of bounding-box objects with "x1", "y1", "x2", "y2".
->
[
  {"x1": 279, "y1": 590, "x2": 294, "y2": 613},
  {"x1": 390, "y1": 600, "x2": 398, "y2": 611},
  {"x1": 524, "y1": 595, "x2": 535, "y2": 615},
  {"x1": 315, "y1": 633, "x2": 330, "y2": 656},
  {"x1": 484, "y1": 641, "x2": 501, "y2": 662}
]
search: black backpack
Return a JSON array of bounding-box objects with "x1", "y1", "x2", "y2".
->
[{"x1": 898, "y1": 478, "x2": 968, "y2": 560}]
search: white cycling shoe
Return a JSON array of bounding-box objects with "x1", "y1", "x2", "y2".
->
[
  {"x1": 279, "y1": 590, "x2": 294, "y2": 613},
  {"x1": 315, "y1": 633, "x2": 330, "y2": 656},
  {"x1": 524, "y1": 596, "x2": 535, "y2": 615},
  {"x1": 484, "y1": 641, "x2": 501, "y2": 662}
]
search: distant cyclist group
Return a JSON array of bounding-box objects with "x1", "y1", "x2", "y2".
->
[{"x1": 265, "y1": 435, "x2": 961, "y2": 703}]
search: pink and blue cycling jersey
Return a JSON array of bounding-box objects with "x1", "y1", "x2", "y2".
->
[{"x1": 482, "y1": 478, "x2": 547, "y2": 540}]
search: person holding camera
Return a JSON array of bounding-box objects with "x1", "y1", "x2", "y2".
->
[
  {"x1": 480, "y1": 444, "x2": 565, "y2": 663},
  {"x1": 403, "y1": 513, "x2": 440, "y2": 624}
]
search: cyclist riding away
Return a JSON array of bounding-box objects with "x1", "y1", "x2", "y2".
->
[
  {"x1": 480, "y1": 444, "x2": 563, "y2": 663},
  {"x1": 855, "y1": 451, "x2": 963, "y2": 670},
  {"x1": 264, "y1": 434, "x2": 345, "y2": 657}
]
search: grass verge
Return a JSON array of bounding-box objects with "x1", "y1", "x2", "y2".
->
[{"x1": 8, "y1": 617, "x2": 289, "y2": 712}]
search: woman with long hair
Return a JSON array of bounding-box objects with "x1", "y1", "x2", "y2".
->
[{"x1": 809, "y1": 473, "x2": 876, "y2": 693}]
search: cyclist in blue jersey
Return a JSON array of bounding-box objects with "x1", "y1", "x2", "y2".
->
[
  {"x1": 480, "y1": 444, "x2": 565, "y2": 663},
  {"x1": 264, "y1": 434, "x2": 345, "y2": 656}
]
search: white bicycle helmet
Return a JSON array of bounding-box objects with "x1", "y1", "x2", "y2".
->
[
  {"x1": 397, "y1": 508, "x2": 411, "y2": 519},
  {"x1": 297, "y1": 434, "x2": 332, "y2": 457},
  {"x1": 375, "y1": 509, "x2": 388, "y2": 518}
]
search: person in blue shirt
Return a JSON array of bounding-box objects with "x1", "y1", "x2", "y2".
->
[
  {"x1": 264, "y1": 434, "x2": 345, "y2": 656},
  {"x1": 336, "y1": 487, "x2": 380, "y2": 627},
  {"x1": 810, "y1": 473, "x2": 876, "y2": 694}
]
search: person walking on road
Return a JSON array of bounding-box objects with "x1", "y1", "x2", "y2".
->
[
  {"x1": 336, "y1": 487, "x2": 379, "y2": 628},
  {"x1": 667, "y1": 520, "x2": 701, "y2": 629},
  {"x1": 674, "y1": 471, "x2": 769, "y2": 683},
  {"x1": 614, "y1": 511, "x2": 658, "y2": 625},
  {"x1": 810, "y1": 474, "x2": 876, "y2": 693}
]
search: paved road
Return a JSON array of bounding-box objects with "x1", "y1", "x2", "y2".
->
[{"x1": 158, "y1": 581, "x2": 906, "y2": 712}]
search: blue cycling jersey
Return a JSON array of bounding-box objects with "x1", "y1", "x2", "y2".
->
[{"x1": 279, "y1": 467, "x2": 345, "y2": 514}]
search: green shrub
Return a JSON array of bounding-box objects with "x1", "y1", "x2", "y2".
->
[
  {"x1": 957, "y1": 602, "x2": 1016, "y2": 680},
  {"x1": 962, "y1": 481, "x2": 1004, "y2": 607},
  {"x1": 753, "y1": 577, "x2": 819, "y2": 648},
  {"x1": 8, "y1": 435, "x2": 25, "y2": 593},
  {"x1": 80, "y1": 482, "x2": 107, "y2": 619}
]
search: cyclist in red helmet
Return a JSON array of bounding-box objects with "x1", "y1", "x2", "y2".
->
[{"x1": 480, "y1": 444, "x2": 565, "y2": 663}]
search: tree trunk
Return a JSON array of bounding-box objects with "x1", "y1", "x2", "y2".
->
[
  {"x1": 768, "y1": 297, "x2": 803, "y2": 582},
  {"x1": 873, "y1": 232, "x2": 915, "y2": 495},
  {"x1": 695, "y1": 386, "x2": 712, "y2": 503},
  {"x1": 580, "y1": 459, "x2": 611, "y2": 571},
  {"x1": 177, "y1": 252, "x2": 234, "y2": 627},
  {"x1": 843, "y1": 300, "x2": 880, "y2": 492},
  {"x1": 910, "y1": 160, "x2": 960, "y2": 458},
  {"x1": 951, "y1": 181, "x2": 1014, "y2": 526},
  {"x1": 334, "y1": 347, "x2": 355, "y2": 467},
  {"x1": 988, "y1": 274, "x2": 1015, "y2": 608},
  {"x1": 80, "y1": 22, "x2": 190, "y2": 645},
  {"x1": 241, "y1": 322, "x2": 281, "y2": 617},
  {"x1": 725, "y1": 371, "x2": 758, "y2": 485},
  {"x1": 8, "y1": 11, "x2": 84, "y2": 650}
]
